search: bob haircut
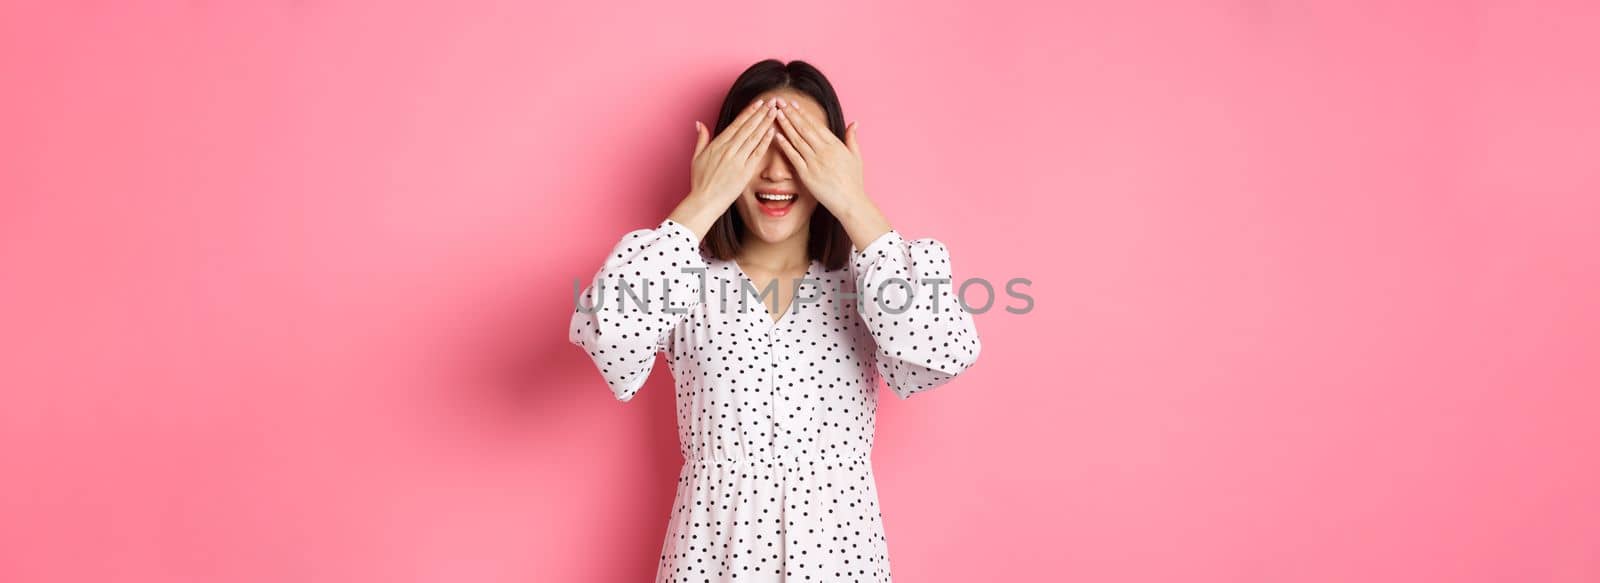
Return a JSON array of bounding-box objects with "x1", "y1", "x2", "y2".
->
[{"x1": 701, "y1": 59, "x2": 853, "y2": 272}]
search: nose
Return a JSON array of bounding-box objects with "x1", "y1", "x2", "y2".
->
[{"x1": 759, "y1": 147, "x2": 792, "y2": 182}]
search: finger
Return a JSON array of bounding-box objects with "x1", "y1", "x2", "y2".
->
[
  {"x1": 693, "y1": 121, "x2": 709, "y2": 158},
  {"x1": 735, "y1": 117, "x2": 774, "y2": 161},
  {"x1": 712, "y1": 98, "x2": 770, "y2": 149},
  {"x1": 782, "y1": 102, "x2": 837, "y2": 151},
  {"x1": 711, "y1": 99, "x2": 763, "y2": 150},
  {"x1": 728, "y1": 104, "x2": 775, "y2": 158},
  {"x1": 844, "y1": 121, "x2": 859, "y2": 157},
  {"x1": 774, "y1": 107, "x2": 816, "y2": 160},
  {"x1": 744, "y1": 125, "x2": 777, "y2": 165},
  {"x1": 772, "y1": 131, "x2": 807, "y2": 171}
]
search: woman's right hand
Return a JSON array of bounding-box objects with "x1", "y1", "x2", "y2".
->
[{"x1": 670, "y1": 98, "x2": 778, "y2": 240}]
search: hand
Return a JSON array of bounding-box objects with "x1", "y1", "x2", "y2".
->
[
  {"x1": 691, "y1": 98, "x2": 779, "y2": 207},
  {"x1": 670, "y1": 98, "x2": 778, "y2": 240},
  {"x1": 771, "y1": 100, "x2": 866, "y2": 213},
  {"x1": 773, "y1": 100, "x2": 890, "y2": 249}
]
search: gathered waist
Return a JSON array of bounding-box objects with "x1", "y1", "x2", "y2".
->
[{"x1": 682, "y1": 450, "x2": 872, "y2": 469}]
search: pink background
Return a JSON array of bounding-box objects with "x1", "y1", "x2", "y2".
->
[{"x1": 2, "y1": 1, "x2": 1597, "y2": 581}]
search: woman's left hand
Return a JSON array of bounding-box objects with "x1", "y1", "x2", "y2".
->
[{"x1": 772, "y1": 100, "x2": 868, "y2": 214}]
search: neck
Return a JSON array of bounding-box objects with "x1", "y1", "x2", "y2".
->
[{"x1": 738, "y1": 230, "x2": 811, "y2": 273}]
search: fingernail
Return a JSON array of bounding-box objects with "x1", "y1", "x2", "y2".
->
[{"x1": 755, "y1": 98, "x2": 764, "y2": 107}]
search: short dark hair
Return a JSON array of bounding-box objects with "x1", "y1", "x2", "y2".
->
[{"x1": 700, "y1": 59, "x2": 853, "y2": 272}]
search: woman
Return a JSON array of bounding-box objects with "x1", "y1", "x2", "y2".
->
[{"x1": 569, "y1": 59, "x2": 981, "y2": 582}]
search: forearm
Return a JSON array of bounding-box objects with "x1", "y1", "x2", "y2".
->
[
  {"x1": 850, "y1": 232, "x2": 983, "y2": 398},
  {"x1": 831, "y1": 195, "x2": 893, "y2": 250},
  {"x1": 667, "y1": 191, "x2": 727, "y2": 243}
]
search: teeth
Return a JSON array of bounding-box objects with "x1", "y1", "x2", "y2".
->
[{"x1": 757, "y1": 193, "x2": 795, "y2": 201}]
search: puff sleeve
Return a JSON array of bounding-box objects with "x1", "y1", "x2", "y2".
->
[
  {"x1": 569, "y1": 218, "x2": 708, "y2": 402},
  {"x1": 850, "y1": 229, "x2": 983, "y2": 399}
]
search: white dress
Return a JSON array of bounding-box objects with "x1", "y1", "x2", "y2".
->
[{"x1": 569, "y1": 218, "x2": 982, "y2": 582}]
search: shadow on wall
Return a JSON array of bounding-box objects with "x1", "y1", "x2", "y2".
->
[
  {"x1": 449, "y1": 231, "x2": 686, "y2": 579},
  {"x1": 428, "y1": 71, "x2": 735, "y2": 579}
]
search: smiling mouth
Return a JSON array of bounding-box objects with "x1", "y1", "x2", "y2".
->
[
  {"x1": 755, "y1": 192, "x2": 796, "y2": 209},
  {"x1": 754, "y1": 191, "x2": 796, "y2": 217}
]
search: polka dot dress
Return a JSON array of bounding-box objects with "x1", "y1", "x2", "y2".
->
[{"x1": 569, "y1": 218, "x2": 982, "y2": 582}]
